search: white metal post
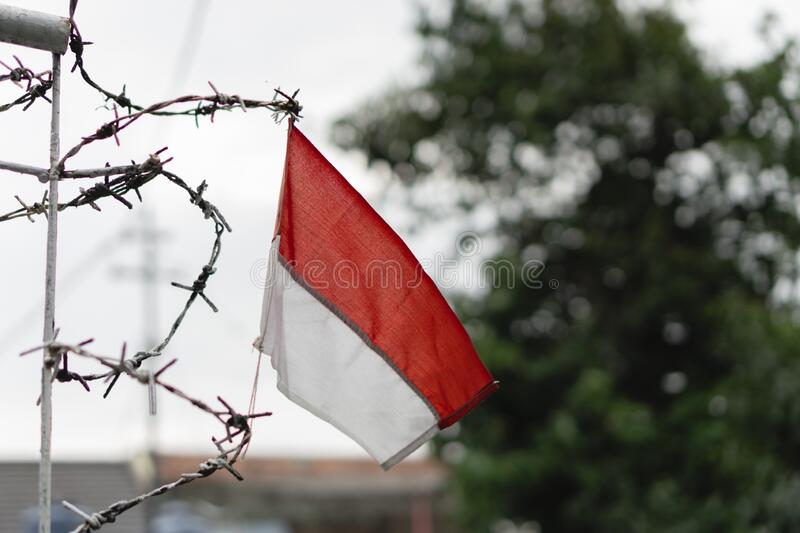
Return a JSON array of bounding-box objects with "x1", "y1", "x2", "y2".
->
[
  {"x1": 0, "y1": 7, "x2": 69, "y2": 531},
  {"x1": 39, "y1": 51, "x2": 61, "y2": 533}
]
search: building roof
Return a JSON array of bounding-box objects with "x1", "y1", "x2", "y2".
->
[
  {"x1": 0, "y1": 461, "x2": 145, "y2": 533},
  {"x1": 156, "y1": 455, "x2": 448, "y2": 498},
  {"x1": 0, "y1": 456, "x2": 449, "y2": 532},
  {"x1": 155, "y1": 456, "x2": 452, "y2": 531}
]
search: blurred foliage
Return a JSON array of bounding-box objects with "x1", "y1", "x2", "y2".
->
[{"x1": 334, "y1": 0, "x2": 800, "y2": 531}]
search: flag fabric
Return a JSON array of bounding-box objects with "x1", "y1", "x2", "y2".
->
[{"x1": 254, "y1": 122, "x2": 498, "y2": 469}]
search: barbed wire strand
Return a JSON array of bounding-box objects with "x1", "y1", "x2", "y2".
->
[{"x1": 19, "y1": 340, "x2": 271, "y2": 533}]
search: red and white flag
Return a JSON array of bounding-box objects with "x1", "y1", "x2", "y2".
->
[{"x1": 255, "y1": 123, "x2": 497, "y2": 469}]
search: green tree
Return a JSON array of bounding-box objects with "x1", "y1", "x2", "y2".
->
[{"x1": 335, "y1": 1, "x2": 800, "y2": 531}]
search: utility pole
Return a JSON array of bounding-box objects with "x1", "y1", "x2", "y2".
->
[
  {"x1": 111, "y1": 209, "x2": 172, "y2": 454},
  {"x1": 0, "y1": 5, "x2": 70, "y2": 533},
  {"x1": 141, "y1": 208, "x2": 160, "y2": 454}
]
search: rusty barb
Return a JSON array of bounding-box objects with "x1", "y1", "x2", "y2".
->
[{"x1": 0, "y1": 54, "x2": 53, "y2": 112}]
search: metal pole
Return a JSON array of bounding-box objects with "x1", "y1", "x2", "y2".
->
[
  {"x1": 39, "y1": 51, "x2": 61, "y2": 533},
  {"x1": 0, "y1": 5, "x2": 70, "y2": 532},
  {"x1": 0, "y1": 4, "x2": 69, "y2": 54},
  {"x1": 0, "y1": 160, "x2": 49, "y2": 180}
]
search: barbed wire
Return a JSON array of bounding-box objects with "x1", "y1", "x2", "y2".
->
[
  {"x1": 5, "y1": 155, "x2": 231, "y2": 395},
  {"x1": 1, "y1": 3, "x2": 300, "y2": 530},
  {"x1": 19, "y1": 339, "x2": 271, "y2": 533},
  {"x1": 69, "y1": 22, "x2": 301, "y2": 120},
  {"x1": 0, "y1": 150, "x2": 168, "y2": 223},
  {"x1": 57, "y1": 83, "x2": 301, "y2": 171},
  {"x1": 0, "y1": 55, "x2": 49, "y2": 86}
]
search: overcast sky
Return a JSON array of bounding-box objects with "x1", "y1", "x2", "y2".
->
[{"x1": 1, "y1": 0, "x2": 799, "y2": 462}]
